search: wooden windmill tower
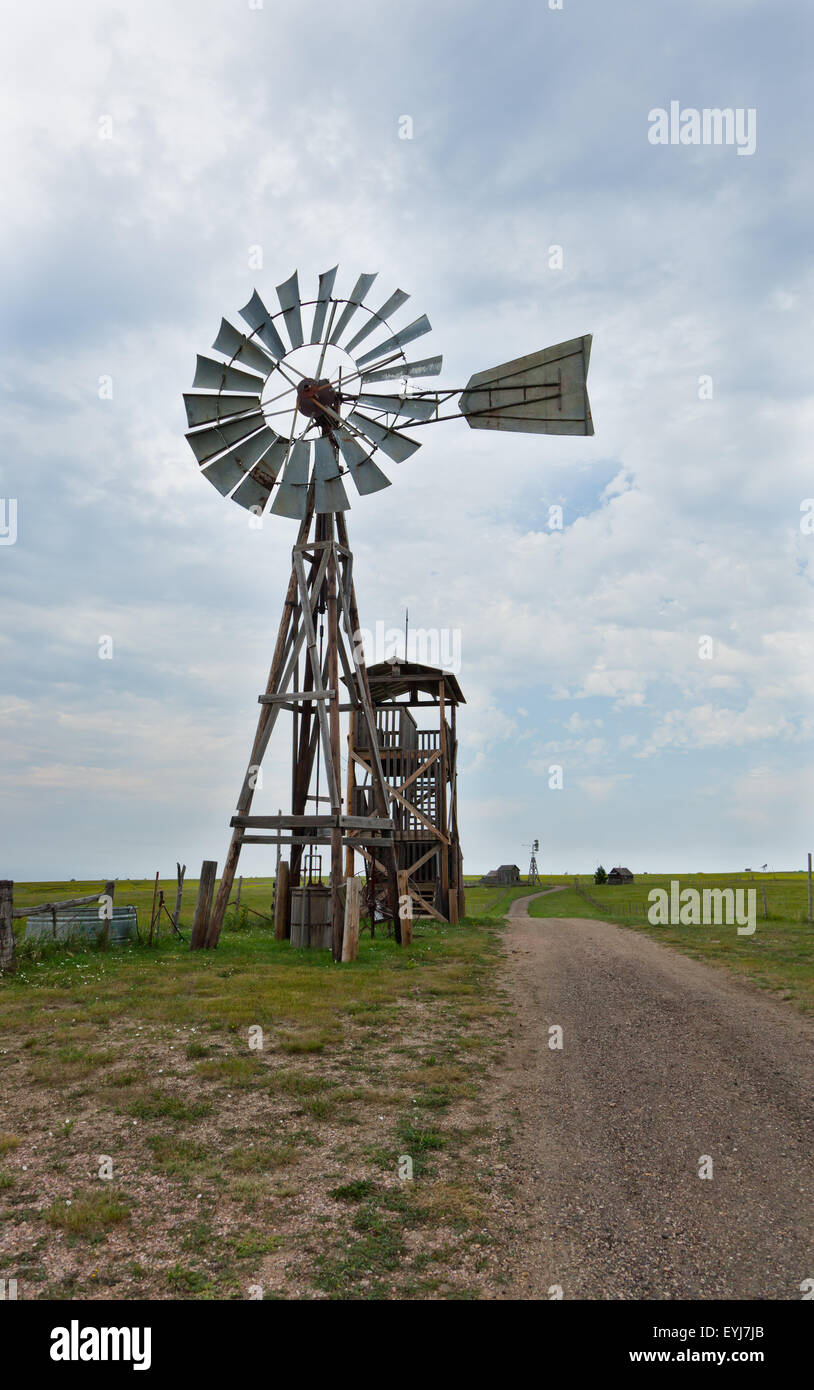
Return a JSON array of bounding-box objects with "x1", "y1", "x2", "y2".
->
[
  {"x1": 181, "y1": 266, "x2": 594, "y2": 956},
  {"x1": 345, "y1": 660, "x2": 465, "y2": 924}
]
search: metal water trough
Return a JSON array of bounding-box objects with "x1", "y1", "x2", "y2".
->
[{"x1": 25, "y1": 906, "x2": 139, "y2": 945}]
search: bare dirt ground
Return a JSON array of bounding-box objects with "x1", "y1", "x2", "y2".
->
[{"x1": 491, "y1": 895, "x2": 814, "y2": 1300}]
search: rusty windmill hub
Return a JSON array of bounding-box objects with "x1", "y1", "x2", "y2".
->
[{"x1": 295, "y1": 376, "x2": 342, "y2": 433}]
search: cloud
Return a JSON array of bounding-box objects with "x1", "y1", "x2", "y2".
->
[{"x1": 1, "y1": 0, "x2": 812, "y2": 874}]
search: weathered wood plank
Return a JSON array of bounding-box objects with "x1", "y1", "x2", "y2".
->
[
  {"x1": 397, "y1": 870, "x2": 413, "y2": 946},
  {"x1": 274, "y1": 860, "x2": 290, "y2": 941},
  {"x1": 0, "y1": 880, "x2": 15, "y2": 974},
  {"x1": 174, "y1": 862, "x2": 186, "y2": 931},
  {"x1": 439, "y1": 679, "x2": 449, "y2": 916},
  {"x1": 327, "y1": 529, "x2": 345, "y2": 959},
  {"x1": 258, "y1": 690, "x2": 336, "y2": 704},
  {"x1": 231, "y1": 813, "x2": 392, "y2": 830},
  {"x1": 190, "y1": 860, "x2": 218, "y2": 950},
  {"x1": 12, "y1": 891, "x2": 100, "y2": 919},
  {"x1": 241, "y1": 834, "x2": 394, "y2": 847},
  {"x1": 341, "y1": 875, "x2": 362, "y2": 962},
  {"x1": 99, "y1": 879, "x2": 116, "y2": 952},
  {"x1": 408, "y1": 886, "x2": 446, "y2": 923},
  {"x1": 350, "y1": 750, "x2": 450, "y2": 845},
  {"x1": 398, "y1": 748, "x2": 440, "y2": 795}
]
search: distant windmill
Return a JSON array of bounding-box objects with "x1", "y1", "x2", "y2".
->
[
  {"x1": 523, "y1": 838, "x2": 540, "y2": 885},
  {"x1": 182, "y1": 266, "x2": 594, "y2": 954}
]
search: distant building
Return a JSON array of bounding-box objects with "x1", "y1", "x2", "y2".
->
[
  {"x1": 481, "y1": 864, "x2": 521, "y2": 886},
  {"x1": 607, "y1": 866, "x2": 634, "y2": 885}
]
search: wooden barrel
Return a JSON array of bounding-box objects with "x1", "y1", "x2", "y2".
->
[{"x1": 289, "y1": 886, "x2": 332, "y2": 950}]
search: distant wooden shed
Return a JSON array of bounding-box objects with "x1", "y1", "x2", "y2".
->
[
  {"x1": 607, "y1": 866, "x2": 634, "y2": 885},
  {"x1": 481, "y1": 864, "x2": 521, "y2": 886}
]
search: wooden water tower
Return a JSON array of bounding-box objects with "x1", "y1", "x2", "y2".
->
[{"x1": 344, "y1": 660, "x2": 465, "y2": 923}]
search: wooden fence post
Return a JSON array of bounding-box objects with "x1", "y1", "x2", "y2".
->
[
  {"x1": 99, "y1": 880, "x2": 115, "y2": 951},
  {"x1": 189, "y1": 861, "x2": 218, "y2": 951},
  {"x1": 148, "y1": 871, "x2": 160, "y2": 946},
  {"x1": 761, "y1": 885, "x2": 768, "y2": 921},
  {"x1": 274, "y1": 861, "x2": 290, "y2": 942},
  {"x1": 808, "y1": 853, "x2": 813, "y2": 924},
  {"x1": 0, "y1": 880, "x2": 15, "y2": 974},
  {"x1": 173, "y1": 863, "x2": 186, "y2": 931},
  {"x1": 397, "y1": 870, "x2": 413, "y2": 947},
  {"x1": 342, "y1": 877, "x2": 361, "y2": 962}
]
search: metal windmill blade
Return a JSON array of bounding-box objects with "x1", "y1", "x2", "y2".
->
[
  {"x1": 360, "y1": 356, "x2": 443, "y2": 383},
  {"x1": 271, "y1": 440, "x2": 311, "y2": 518},
  {"x1": 344, "y1": 288, "x2": 410, "y2": 353},
  {"x1": 231, "y1": 439, "x2": 288, "y2": 513},
  {"x1": 336, "y1": 429, "x2": 391, "y2": 497},
  {"x1": 329, "y1": 273, "x2": 378, "y2": 346},
  {"x1": 192, "y1": 354, "x2": 266, "y2": 394},
  {"x1": 346, "y1": 411, "x2": 421, "y2": 463},
  {"x1": 200, "y1": 425, "x2": 279, "y2": 496},
  {"x1": 239, "y1": 290, "x2": 287, "y2": 360},
  {"x1": 356, "y1": 392, "x2": 438, "y2": 422},
  {"x1": 212, "y1": 319, "x2": 276, "y2": 377},
  {"x1": 276, "y1": 271, "x2": 305, "y2": 350},
  {"x1": 313, "y1": 436, "x2": 350, "y2": 513},
  {"x1": 310, "y1": 265, "x2": 338, "y2": 344},
  {"x1": 183, "y1": 393, "x2": 262, "y2": 429},
  {"x1": 185, "y1": 411, "x2": 266, "y2": 465},
  {"x1": 355, "y1": 314, "x2": 432, "y2": 368}
]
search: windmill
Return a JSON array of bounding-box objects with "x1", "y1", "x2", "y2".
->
[
  {"x1": 524, "y1": 838, "x2": 540, "y2": 885},
  {"x1": 182, "y1": 266, "x2": 594, "y2": 957}
]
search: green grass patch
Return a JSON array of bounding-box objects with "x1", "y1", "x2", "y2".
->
[
  {"x1": 329, "y1": 1178, "x2": 375, "y2": 1203},
  {"x1": 230, "y1": 1229, "x2": 280, "y2": 1258},
  {"x1": 194, "y1": 1057, "x2": 265, "y2": 1086},
  {"x1": 225, "y1": 1142, "x2": 298, "y2": 1174},
  {"x1": 45, "y1": 1188, "x2": 131, "y2": 1237},
  {"x1": 127, "y1": 1090, "x2": 211, "y2": 1123}
]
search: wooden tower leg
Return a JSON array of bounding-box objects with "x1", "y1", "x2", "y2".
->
[
  {"x1": 327, "y1": 529, "x2": 344, "y2": 961},
  {"x1": 438, "y1": 679, "x2": 450, "y2": 919},
  {"x1": 344, "y1": 710, "x2": 356, "y2": 880},
  {"x1": 204, "y1": 501, "x2": 314, "y2": 949},
  {"x1": 289, "y1": 531, "x2": 323, "y2": 889},
  {"x1": 335, "y1": 513, "x2": 402, "y2": 943}
]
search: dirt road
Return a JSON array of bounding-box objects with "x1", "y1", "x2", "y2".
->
[{"x1": 495, "y1": 896, "x2": 814, "y2": 1300}]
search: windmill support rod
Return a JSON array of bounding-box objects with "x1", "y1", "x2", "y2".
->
[
  {"x1": 290, "y1": 624, "x2": 326, "y2": 887},
  {"x1": 293, "y1": 553, "x2": 340, "y2": 811}
]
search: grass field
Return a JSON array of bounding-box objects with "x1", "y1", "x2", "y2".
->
[
  {"x1": 1, "y1": 879, "x2": 521, "y2": 1301},
  {"x1": 529, "y1": 872, "x2": 814, "y2": 1013},
  {"x1": 1, "y1": 871, "x2": 811, "y2": 1299}
]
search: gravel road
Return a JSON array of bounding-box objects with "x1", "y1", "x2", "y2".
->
[{"x1": 496, "y1": 895, "x2": 814, "y2": 1300}]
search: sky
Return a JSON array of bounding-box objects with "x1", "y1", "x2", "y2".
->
[{"x1": 1, "y1": 0, "x2": 812, "y2": 880}]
